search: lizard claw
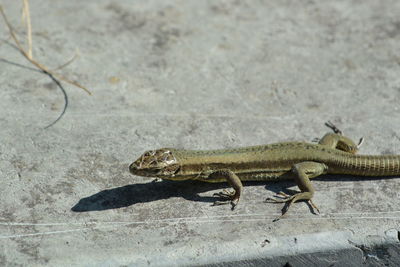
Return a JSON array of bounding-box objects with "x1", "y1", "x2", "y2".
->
[
  {"x1": 212, "y1": 199, "x2": 239, "y2": 210},
  {"x1": 264, "y1": 191, "x2": 291, "y2": 202},
  {"x1": 212, "y1": 189, "x2": 240, "y2": 210},
  {"x1": 213, "y1": 189, "x2": 235, "y2": 200},
  {"x1": 357, "y1": 137, "x2": 364, "y2": 149},
  {"x1": 265, "y1": 192, "x2": 320, "y2": 220},
  {"x1": 308, "y1": 199, "x2": 320, "y2": 214}
]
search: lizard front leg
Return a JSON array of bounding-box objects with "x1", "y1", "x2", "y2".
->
[
  {"x1": 265, "y1": 161, "x2": 327, "y2": 220},
  {"x1": 209, "y1": 170, "x2": 243, "y2": 210}
]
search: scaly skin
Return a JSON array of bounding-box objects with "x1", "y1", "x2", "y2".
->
[
  {"x1": 159, "y1": 143, "x2": 400, "y2": 180},
  {"x1": 129, "y1": 122, "x2": 399, "y2": 219}
]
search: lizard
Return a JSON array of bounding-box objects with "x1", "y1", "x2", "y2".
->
[{"x1": 129, "y1": 122, "x2": 398, "y2": 218}]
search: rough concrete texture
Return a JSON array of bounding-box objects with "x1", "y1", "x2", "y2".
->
[{"x1": 1, "y1": 0, "x2": 400, "y2": 266}]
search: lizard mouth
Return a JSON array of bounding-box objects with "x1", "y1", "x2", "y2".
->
[{"x1": 129, "y1": 162, "x2": 158, "y2": 176}]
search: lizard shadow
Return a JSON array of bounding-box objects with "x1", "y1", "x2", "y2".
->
[
  {"x1": 265, "y1": 174, "x2": 400, "y2": 194},
  {"x1": 313, "y1": 174, "x2": 399, "y2": 182},
  {"x1": 72, "y1": 179, "x2": 243, "y2": 212},
  {"x1": 71, "y1": 175, "x2": 399, "y2": 212}
]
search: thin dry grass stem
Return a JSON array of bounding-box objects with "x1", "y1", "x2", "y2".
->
[
  {"x1": 52, "y1": 49, "x2": 79, "y2": 71},
  {"x1": 0, "y1": 5, "x2": 91, "y2": 95},
  {"x1": 22, "y1": 0, "x2": 32, "y2": 59}
]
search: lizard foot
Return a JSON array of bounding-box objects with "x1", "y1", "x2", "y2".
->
[
  {"x1": 212, "y1": 189, "x2": 240, "y2": 210},
  {"x1": 213, "y1": 189, "x2": 235, "y2": 200},
  {"x1": 265, "y1": 192, "x2": 320, "y2": 221},
  {"x1": 357, "y1": 137, "x2": 364, "y2": 149},
  {"x1": 325, "y1": 121, "x2": 343, "y2": 135}
]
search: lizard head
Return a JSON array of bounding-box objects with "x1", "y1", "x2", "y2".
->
[{"x1": 129, "y1": 148, "x2": 181, "y2": 179}]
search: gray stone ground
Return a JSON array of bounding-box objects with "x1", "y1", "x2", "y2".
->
[{"x1": 1, "y1": 0, "x2": 400, "y2": 266}]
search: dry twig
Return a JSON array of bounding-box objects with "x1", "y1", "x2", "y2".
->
[
  {"x1": 52, "y1": 49, "x2": 80, "y2": 71},
  {"x1": 0, "y1": 5, "x2": 91, "y2": 95},
  {"x1": 21, "y1": 0, "x2": 32, "y2": 59}
]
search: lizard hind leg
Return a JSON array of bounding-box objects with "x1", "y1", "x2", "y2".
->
[
  {"x1": 317, "y1": 121, "x2": 362, "y2": 154},
  {"x1": 325, "y1": 121, "x2": 343, "y2": 135},
  {"x1": 318, "y1": 133, "x2": 360, "y2": 154},
  {"x1": 265, "y1": 161, "x2": 327, "y2": 220}
]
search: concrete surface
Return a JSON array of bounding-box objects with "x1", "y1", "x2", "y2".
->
[{"x1": 1, "y1": 0, "x2": 400, "y2": 266}]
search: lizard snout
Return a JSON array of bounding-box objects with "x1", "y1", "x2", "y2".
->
[{"x1": 129, "y1": 161, "x2": 140, "y2": 174}]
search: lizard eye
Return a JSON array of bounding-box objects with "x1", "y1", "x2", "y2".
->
[{"x1": 144, "y1": 150, "x2": 156, "y2": 157}]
